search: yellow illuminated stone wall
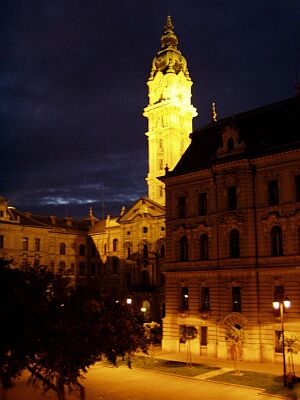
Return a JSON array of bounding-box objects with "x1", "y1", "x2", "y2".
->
[{"x1": 143, "y1": 16, "x2": 197, "y2": 205}]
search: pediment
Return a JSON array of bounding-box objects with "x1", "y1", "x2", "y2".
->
[{"x1": 118, "y1": 197, "x2": 165, "y2": 223}]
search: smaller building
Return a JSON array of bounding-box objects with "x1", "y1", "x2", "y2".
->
[
  {"x1": 0, "y1": 197, "x2": 101, "y2": 287},
  {"x1": 90, "y1": 197, "x2": 166, "y2": 321}
]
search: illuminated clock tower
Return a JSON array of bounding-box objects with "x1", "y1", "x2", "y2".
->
[{"x1": 144, "y1": 16, "x2": 197, "y2": 205}]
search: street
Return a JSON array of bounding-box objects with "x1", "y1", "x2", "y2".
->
[{"x1": 5, "y1": 363, "x2": 296, "y2": 400}]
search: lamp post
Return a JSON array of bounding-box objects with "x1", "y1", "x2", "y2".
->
[{"x1": 272, "y1": 298, "x2": 291, "y2": 387}]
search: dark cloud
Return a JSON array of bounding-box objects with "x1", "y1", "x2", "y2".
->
[{"x1": 2, "y1": 1, "x2": 300, "y2": 217}]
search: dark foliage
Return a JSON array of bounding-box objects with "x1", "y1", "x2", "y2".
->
[{"x1": 0, "y1": 261, "x2": 148, "y2": 399}]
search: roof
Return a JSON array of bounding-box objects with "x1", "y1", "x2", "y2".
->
[
  {"x1": 4, "y1": 208, "x2": 90, "y2": 233},
  {"x1": 166, "y1": 95, "x2": 300, "y2": 178}
]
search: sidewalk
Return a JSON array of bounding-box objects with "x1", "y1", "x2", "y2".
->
[{"x1": 150, "y1": 346, "x2": 296, "y2": 377}]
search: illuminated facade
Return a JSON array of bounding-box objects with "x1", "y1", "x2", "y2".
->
[
  {"x1": 89, "y1": 198, "x2": 165, "y2": 321},
  {"x1": 143, "y1": 16, "x2": 197, "y2": 205},
  {"x1": 161, "y1": 95, "x2": 300, "y2": 365},
  {"x1": 0, "y1": 197, "x2": 101, "y2": 287}
]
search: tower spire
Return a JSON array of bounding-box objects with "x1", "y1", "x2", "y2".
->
[
  {"x1": 143, "y1": 17, "x2": 197, "y2": 205},
  {"x1": 211, "y1": 102, "x2": 218, "y2": 122},
  {"x1": 160, "y1": 15, "x2": 178, "y2": 50}
]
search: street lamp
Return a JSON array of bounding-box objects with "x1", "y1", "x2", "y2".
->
[{"x1": 272, "y1": 298, "x2": 291, "y2": 387}]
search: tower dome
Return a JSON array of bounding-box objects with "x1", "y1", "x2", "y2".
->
[{"x1": 150, "y1": 15, "x2": 189, "y2": 79}]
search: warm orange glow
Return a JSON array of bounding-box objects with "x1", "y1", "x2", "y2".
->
[{"x1": 272, "y1": 301, "x2": 280, "y2": 310}]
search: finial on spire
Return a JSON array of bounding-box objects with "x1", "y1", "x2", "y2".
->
[
  {"x1": 211, "y1": 102, "x2": 217, "y2": 122},
  {"x1": 165, "y1": 15, "x2": 174, "y2": 34},
  {"x1": 161, "y1": 15, "x2": 178, "y2": 50}
]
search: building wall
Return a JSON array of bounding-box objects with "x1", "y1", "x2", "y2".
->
[
  {"x1": 0, "y1": 200, "x2": 100, "y2": 286},
  {"x1": 89, "y1": 199, "x2": 166, "y2": 321},
  {"x1": 162, "y1": 149, "x2": 300, "y2": 364}
]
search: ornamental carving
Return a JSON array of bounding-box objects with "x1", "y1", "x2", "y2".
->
[
  {"x1": 217, "y1": 126, "x2": 246, "y2": 158},
  {"x1": 220, "y1": 211, "x2": 243, "y2": 225}
]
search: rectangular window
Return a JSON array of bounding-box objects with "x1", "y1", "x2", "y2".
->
[
  {"x1": 70, "y1": 263, "x2": 75, "y2": 275},
  {"x1": 200, "y1": 326, "x2": 208, "y2": 346},
  {"x1": 35, "y1": 238, "x2": 40, "y2": 252},
  {"x1": 275, "y1": 330, "x2": 283, "y2": 353},
  {"x1": 295, "y1": 175, "x2": 300, "y2": 202},
  {"x1": 179, "y1": 325, "x2": 187, "y2": 344},
  {"x1": 79, "y1": 263, "x2": 86, "y2": 276},
  {"x1": 198, "y1": 192, "x2": 207, "y2": 216},
  {"x1": 274, "y1": 285, "x2": 284, "y2": 301},
  {"x1": 268, "y1": 179, "x2": 279, "y2": 206},
  {"x1": 50, "y1": 261, "x2": 55, "y2": 273},
  {"x1": 159, "y1": 185, "x2": 164, "y2": 198},
  {"x1": 90, "y1": 263, "x2": 96, "y2": 276},
  {"x1": 0, "y1": 235, "x2": 4, "y2": 249},
  {"x1": 159, "y1": 159, "x2": 163, "y2": 170},
  {"x1": 200, "y1": 287, "x2": 210, "y2": 311},
  {"x1": 232, "y1": 286, "x2": 241, "y2": 312},
  {"x1": 228, "y1": 186, "x2": 237, "y2": 210},
  {"x1": 178, "y1": 196, "x2": 186, "y2": 218},
  {"x1": 180, "y1": 287, "x2": 189, "y2": 311},
  {"x1": 22, "y1": 238, "x2": 28, "y2": 251}
]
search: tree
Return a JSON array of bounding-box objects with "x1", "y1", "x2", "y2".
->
[
  {"x1": 284, "y1": 332, "x2": 299, "y2": 380},
  {"x1": 0, "y1": 262, "x2": 148, "y2": 399},
  {"x1": 225, "y1": 324, "x2": 245, "y2": 375},
  {"x1": 0, "y1": 260, "x2": 51, "y2": 398},
  {"x1": 143, "y1": 321, "x2": 161, "y2": 358}
]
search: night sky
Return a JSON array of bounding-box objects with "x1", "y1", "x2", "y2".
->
[{"x1": 2, "y1": 1, "x2": 300, "y2": 219}]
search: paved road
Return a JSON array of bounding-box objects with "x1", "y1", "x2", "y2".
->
[{"x1": 4, "y1": 364, "x2": 296, "y2": 400}]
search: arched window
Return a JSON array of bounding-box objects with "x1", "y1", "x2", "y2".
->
[
  {"x1": 229, "y1": 229, "x2": 240, "y2": 258},
  {"x1": 271, "y1": 226, "x2": 283, "y2": 256},
  {"x1": 90, "y1": 263, "x2": 96, "y2": 276},
  {"x1": 127, "y1": 243, "x2": 131, "y2": 259},
  {"x1": 227, "y1": 137, "x2": 234, "y2": 152},
  {"x1": 160, "y1": 243, "x2": 165, "y2": 258},
  {"x1": 200, "y1": 234, "x2": 209, "y2": 260},
  {"x1": 70, "y1": 263, "x2": 75, "y2": 275},
  {"x1": 59, "y1": 243, "x2": 66, "y2": 255},
  {"x1": 79, "y1": 244, "x2": 85, "y2": 256},
  {"x1": 113, "y1": 239, "x2": 118, "y2": 252},
  {"x1": 180, "y1": 236, "x2": 188, "y2": 261}
]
